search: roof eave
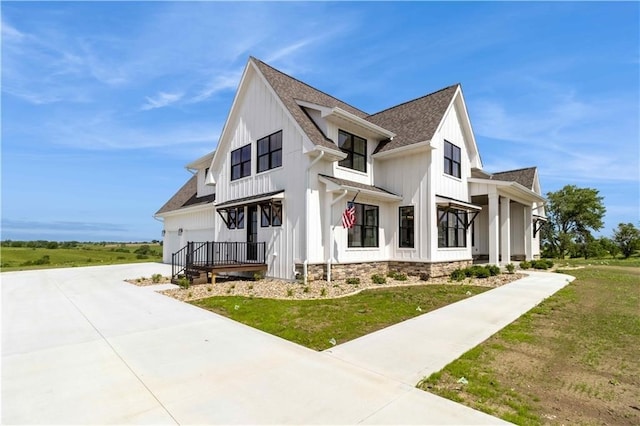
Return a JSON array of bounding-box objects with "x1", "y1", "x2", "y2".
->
[
  {"x1": 373, "y1": 140, "x2": 433, "y2": 159},
  {"x1": 323, "y1": 107, "x2": 396, "y2": 140},
  {"x1": 469, "y1": 178, "x2": 546, "y2": 202}
]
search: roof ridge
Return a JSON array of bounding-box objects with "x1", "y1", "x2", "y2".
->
[
  {"x1": 250, "y1": 56, "x2": 369, "y2": 116},
  {"x1": 367, "y1": 83, "x2": 459, "y2": 118},
  {"x1": 492, "y1": 166, "x2": 537, "y2": 175}
]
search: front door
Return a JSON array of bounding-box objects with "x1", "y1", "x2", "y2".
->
[{"x1": 247, "y1": 205, "x2": 258, "y2": 261}]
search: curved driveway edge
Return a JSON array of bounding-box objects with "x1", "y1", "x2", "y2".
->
[
  {"x1": 2, "y1": 264, "x2": 570, "y2": 425},
  {"x1": 325, "y1": 271, "x2": 576, "y2": 386}
]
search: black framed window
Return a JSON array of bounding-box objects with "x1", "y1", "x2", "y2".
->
[
  {"x1": 231, "y1": 144, "x2": 251, "y2": 181},
  {"x1": 338, "y1": 130, "x2": 367, "y2": 173},
  {"x1": 259, "y1": 201, "x2": 282, "y2": 227},
  {"x1": 444, "y1": 140, "x2": 461, "y2": 178},
  {"x1": 438, "y1": 207, "x2": 466, "y2": 248},
  {"x1": 225, "y1": 207, "x2": 244, "y2": 230},
  {"x1": 399, "y1": 206, "x2": 414, "y2": 248},
  {"x1": 257, "y1": 131, "x2": 282, "y2": 173},
  {"x1": 348, "y1": 203, "x2": 378, "y2": 247}
]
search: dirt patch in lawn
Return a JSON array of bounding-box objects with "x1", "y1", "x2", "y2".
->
[{"x1": 419, "y1": 266, "x2": 640, "y2": 425}]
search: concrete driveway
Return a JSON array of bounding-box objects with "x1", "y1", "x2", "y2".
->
[{"x1": 1, "y1": 263, "x2": 571, "y2": 424}]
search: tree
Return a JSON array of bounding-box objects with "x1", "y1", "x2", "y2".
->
[
  {"x1": 542, "y1": 185, "x2": 606, "y2": 258},
  {"x1": 613, "y1": 223, "x2": 640, "y2": 258},
  {"x1": 598, "y1": 237, "x2": 620, "y2": 258}
]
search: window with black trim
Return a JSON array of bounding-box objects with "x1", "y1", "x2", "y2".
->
[
  {"x1": 259, "y1": 201, "x2": 283, "y2": 227},
  {"x1": 348, "y1": 203, "x2": 378, "y2": 247},
  {"x1": 438, "y1": 207, "x2": 466, "y2": 248},
  {"x1": 231, "y1": 144, "x2": 251, "y2": 181},
  {"x1": 338, "y1": 130, "x2": 367, "y2": 172},
  {"x1": 257, "y1": 131, "x2": 282, "y2": 173},
  {"x1": 399, "y1": 206, "x2": 414, "y2": 248},
  {"x1": 444, "y1": 140, "x2": 461, "y2": 178},
  {"x1": 225, "y1": 207, "x2": 245, "y2": 230}
]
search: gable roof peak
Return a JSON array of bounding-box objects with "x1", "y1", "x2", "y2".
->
[{"x1": 368, "y1": 83, "x2": 460, "y2": 118}]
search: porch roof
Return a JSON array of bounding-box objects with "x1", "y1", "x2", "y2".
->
[
  {"x1": 318, "y1": 174, "x2": 402, "y2": 201},
  {"x1": 215, "y1": 190, "x2": 285, "y2": 209},
  {"x1": 436, "y1": 195, "x2": 482, "y2": 211},
  {"x1": 469, "y1": 178, "x2": 545, "y2": 203}
]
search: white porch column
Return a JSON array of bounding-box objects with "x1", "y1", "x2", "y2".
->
[
  {"x1": 488, "y1": 192, "x2": 500, "y2": 265},
  {"x1": 500, "y1": 196, "x2": 511, "y2": 264},
  {"x1": 524, "y1": 205, "x2": 533, "y2": 261}
]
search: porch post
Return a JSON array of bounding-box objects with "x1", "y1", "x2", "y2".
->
[
  {"x1": 488, "y1": 192, "x2": 500, "y2": 265},
  {"x1": 524, "y1": 205, "x2": 533, "y2": 261},
  {"x1": 500, "y1": 196, "x2": 511, "y2": 265}
]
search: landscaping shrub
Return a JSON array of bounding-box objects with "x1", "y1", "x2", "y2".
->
[
  {"x1": 520, "y1": 260, "x2": 531, "y2": 270},
  {"x1": 530, "y1": 259, "x2": 554, "y2": 270},
  {"x1": 394, "y1": 273, "x2": 408, "y2": 281},
  {"x1": 151, "y1": 273, "x2": 163, "y2": 283},
  {"x1": 346, "y1": 277, "x2": 360, "y2": 285},
  {"x1": 177, "y1": 277, "x2": 190, "y2": 289},
  {"x1": 474, "y1": 267, "x2": 490, "y2": 278},
  {"x1": 488, "y1": 265, "x2": 501, "y2": 276},
  {"x1": 506, "y1": 263, "x2": 515, "y2": 274},
  {"x1": 371, "y1": 274, "x2": 387, "y2": 284},
  {"x1": 419, "y1": 272, "x2": 430, "y2": 281},
  {"x1": 450, "y1": 268, "x2": 466, "y2": 281}
]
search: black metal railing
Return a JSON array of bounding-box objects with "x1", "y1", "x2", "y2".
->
[{"x1": 172, "y1": 241, "x2": 266, "y2": 282}]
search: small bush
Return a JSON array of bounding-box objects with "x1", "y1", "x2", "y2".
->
[
  {"x1": 419, "y1": 272, "x2": 430, "y2": 281},
  {"x1": 371, "y1": 274, "x2": 386, "y2": 284},
  {"x1": 488, "y1": 265, "x2": 501, "y2": 276},
  {"x1": 253, "y1": 271, "x2": 264, "y2": 281},
  {"x1": 303, "y1": 286, "x2": 310, "y2": 293},
  {"x1": 530, "y1": 259, "x2": 554, "y2": 270},
  {"x1": 20, "y1": 255, "x2": 51, "y2": 266},
  {"x1": 394, "y1": 273, "x2": 408, "y2": 281},
  {"x1": 151, "y1": 273, "x2": 163, "y2": 283},
  {"x1": 177, "y1": 277, "x2": 190, "y2": 289},
  {"x1": 320, "y1": 288, "x2": 327, "y2": 297},
  {"x1": 387, "y1": 271, "x2": 397, "y2": 278},
  {"x1": 520, "y1": 260, "x2": 531, "y2": 270},
  {"x1": 450, "y1": 269, "x2": 466, "y2": 281},
  {"x1": 506, "y1": 263, "x2": 515, "y2": 274},
  {"x1": 286, "y1": 288, "x2": 294, "y2": 297},
  {"x1": 346, "y1": 277, "x2": 360, "y2": 285},
  {"x1": 475, "y1": 267, "x2": 490, "y2": 278}
]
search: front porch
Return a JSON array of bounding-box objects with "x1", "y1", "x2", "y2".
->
[{"x1": 171, "y1": 241, "x2": 267, "y2": 284}]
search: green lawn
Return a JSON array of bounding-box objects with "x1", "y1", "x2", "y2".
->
[
  {"x1": 192, "y1": 284, "x2": 489, "y2": 350},
  {"x1": 0, "y1": 243, "x2": 163, "y2": 271},
  {"x1": 417, "y1": 265, "x2": 640, "y2": 425}
]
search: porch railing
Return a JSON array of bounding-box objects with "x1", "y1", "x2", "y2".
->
[{"x1": 172, "y1": 241, "x2": 266, "y2": 282}]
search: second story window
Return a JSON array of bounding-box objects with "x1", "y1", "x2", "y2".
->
[
  {"x1": 257, "y1": 131, "x2": 283, "y2": 173},
  {"x1": 231, "y1": 144, "x2": 251, "y2": 181},
  {"x1": 444, "y1": 140, "x2": 461, "y2": 178},
  {"x1": 338, "y1": 130, "x2": 367, "y2": 173}
]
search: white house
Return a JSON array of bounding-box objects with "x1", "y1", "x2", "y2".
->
[{"x1": 155, "y1": 57, "x2": 545, "y2": 283}]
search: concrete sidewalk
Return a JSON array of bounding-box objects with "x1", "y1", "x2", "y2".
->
[
  {"x1": 1, "y1": 264, "x2": 571, "y2": 424},
  {"x1": 325, "y1": 271, "x2": 575, "y2": 385}
]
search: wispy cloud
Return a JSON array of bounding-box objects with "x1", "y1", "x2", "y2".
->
[
  {"x1": 190, "y1": 70, "x2": 242, "y2": 103},
  {"x1": 141, "y1": 91, "x2": 184, "y2": 110}
]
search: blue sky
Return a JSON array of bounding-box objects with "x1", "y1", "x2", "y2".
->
[{"x1": 2, "y1": 2, "x2": 638, "y2": 242}]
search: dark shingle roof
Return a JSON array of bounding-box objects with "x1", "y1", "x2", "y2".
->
[
  {"x1": 367, "y1": 84, "x2": 458, "y2": 154},
  {"x1": 155, "y1": 175, "x2": 215, "y2": 215},
  {"x1": 318, "y1": 174, "x2": 399, "y2": 197},
  {"x1": 491, "y1": 167, "x2": 537, "y2": 190},
  {"x1": 251, "y1": 57, "x2": 368, "y2": 150},
  {"x1": 252, "y1": 57, "x2": 459, "y2": 156}
]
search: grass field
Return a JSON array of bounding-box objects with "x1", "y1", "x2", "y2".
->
[
  {"x1": 0, "y1": 243, "x2": 163, "y2": 271},
  {"x1": 417, "y1": 265, "x2": 640, "y2": 425},
  {"x1": 192, "y1": 284, "x2": 489, "y2": 351}
]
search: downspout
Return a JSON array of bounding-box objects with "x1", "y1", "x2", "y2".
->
[
  {"x1": 304, "y1": 150, "x2": 325, "y2": 285},
  {"x1": 328, "y1": 189, "x2": 349, "y2": 283}
]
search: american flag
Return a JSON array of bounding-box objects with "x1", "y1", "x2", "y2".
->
[{"x1": 342, "y1": 202, "x2": 356, "y2": 229}]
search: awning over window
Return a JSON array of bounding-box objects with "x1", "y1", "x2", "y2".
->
[
  {"x1": 215, "y1": 190, "x2": 284, "y2": 210},
  {"x1": 318, "y1": 174, "x2": 402, "y2": 201},
  {"x1": 436, "y1": 195, "x2": 482, "y2": 212}
]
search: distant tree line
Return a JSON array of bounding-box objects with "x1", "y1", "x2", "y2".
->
[
  {"x1": 541, "y1": 185, "x2": 640, "y2": 259},
  {"x1": 0, "y1": 240, "x2": 161, "y2": 249}
]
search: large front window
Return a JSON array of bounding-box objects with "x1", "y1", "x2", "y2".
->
[
  {"x1": 444, "y1": 140, "x2": 461, "y2": 178},
  {"x1": 348, "y1": 203, "x2": 378, "y2": 247},
  {"x1": 399, "y1": 206, "x2": 414, "y2": 248},
  {"x1": 438, "y1": 207, "x2": 467, "y2": 248},
  {"x1": 338, "y1": 130, "x2": 367, "y2": 173},
  {"x1": 231, "y1": 144, "x2": 251, "y2": 181},
  {"x1": 257, "y1": 131, "x2": 282, "y2": 173}
]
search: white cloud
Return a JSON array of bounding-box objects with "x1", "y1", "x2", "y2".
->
[
  {"x1": 190, "y1": 70, "x2": 242, "y2": 103},
  {"x1": 141, "y1": 91, "x2": 184, "y2": 110}
]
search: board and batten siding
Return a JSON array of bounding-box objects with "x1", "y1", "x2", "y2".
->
[
  {"x1": 209, "y1": 66, "x2": 309, "y2": 279},
  {"x1": 430, "y1": 102, "x2": 474, "y2": 262}
]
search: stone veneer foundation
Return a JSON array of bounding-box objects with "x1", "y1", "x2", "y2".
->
[{"x1": 296, "y1": 260, "x2": 472, "y2": 281}]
